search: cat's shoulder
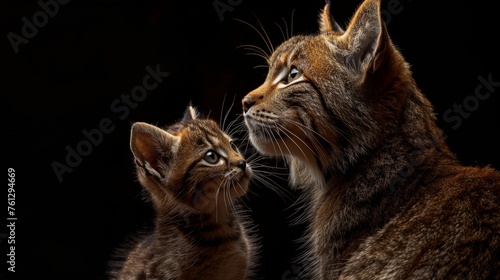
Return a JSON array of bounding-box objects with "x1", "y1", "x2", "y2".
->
[{"x1": 342, "y1": 165, "x2": 500, "y2": 278}]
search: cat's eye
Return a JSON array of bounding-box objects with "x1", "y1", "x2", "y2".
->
[
  {"x1": 287, "y1": 66, "x2": 300, "y2": 84},
  {"x1": 203, "y1": 150, "x2": 220, "y2": 164}
]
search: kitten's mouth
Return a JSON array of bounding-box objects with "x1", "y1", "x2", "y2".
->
[{"x1": 202, "y1": 172, "x2": 250, "y2": 199}]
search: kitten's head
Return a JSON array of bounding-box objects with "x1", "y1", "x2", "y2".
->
[
  {"x1": 130, "y1": 106, "x2": 252, "y2": 214},
  {"x1": 242, "y1": 0, "x2": 418, "y2": 187}
]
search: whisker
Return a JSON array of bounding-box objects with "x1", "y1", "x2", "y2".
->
[
  {"x1": 251, "y1": 172, "x2": 293, "y2": 202},
  {"x1": 283, "y1": 119, "x2": 333, "y2": 147},
  {"x1": 226, "y1": 115, "x2": 244, "y2": 137},
  {"x1": 274, "y1": 21, "x2": 287, "y2": 42},
  {"x1": 282, "y1": 119, "x2": 332, "y2": 162},
  {"x1": 214, "y1": 177, "x2": 227, "y2": 223},
  {"x1": 233, "y1": 17, "x2": 274, "y2": 58},
  {"x1": 253, "y1": 65, "x2": 270, "y2": 69},
  {"x1": 263, "y1": 125, "x2": 286, "y2": 157},
  {"x1": 277, "y1": 123, "x2": 320, "y2": 160},
  {"x1": 222, "y1": 94, "x2": 236, "y2": 132},
  {"x1": 238, "y1": 44, "x2": 270, "y2": 61},
  {"x1": 241, "y1": 52, "x2": 270, "y2": 64},
  {"x1": 219, "y1": 92, "x2": 228, "y2": 128},
  {"x1": 281, "y1": 16, "x2": 289, "y2": 40},
  {"x1": 255, "y1": 16, "x2": 275, "y2": 55},
  {"x1": 230, "y1": 185, "x2": 239, "y2": 216}
]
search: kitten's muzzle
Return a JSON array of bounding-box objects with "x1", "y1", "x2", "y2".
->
[{"x1": 236, "y1": 160, "x2": 246, "y2": 171}]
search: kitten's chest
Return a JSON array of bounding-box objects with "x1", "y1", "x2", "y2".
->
[{"x1": 182, "y1": 239, "x2": 249, "y2": 280}]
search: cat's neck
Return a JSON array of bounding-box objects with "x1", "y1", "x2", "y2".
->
[{"x1": 329, "y1": 90, "x2": 457, "y2": 190}]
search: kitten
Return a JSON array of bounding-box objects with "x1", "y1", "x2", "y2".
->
[
  {"x1": 242, "y1": 0, "x2": 500, "y2": 279},
  {"x1": 109, "y1": 105, "x2": 255, "y2": 280}
]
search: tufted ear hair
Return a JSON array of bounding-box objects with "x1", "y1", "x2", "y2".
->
[
  {"x1": 319, "y1": 0, "x2": 345, "y2": 34},
  {"x1": 182, "y1": 104, "x2": 199, "y2": 122},
  {"x1": 340, "y1": 0, "x2": 386, "y2": 73}
]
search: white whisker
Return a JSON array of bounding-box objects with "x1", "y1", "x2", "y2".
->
[
  {"x1": 234, "y1": 18, "x2": 273, "y2": 59},
  {"x1": 276, "y1": 123, "x2": 321, "y2": 162}
]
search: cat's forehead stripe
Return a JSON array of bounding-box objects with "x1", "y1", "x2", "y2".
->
[
  {"x1": 279, "y1": 50, "x2": 290, "y2": 65},
  {"x1": 271, "y1": 50, "x2": 289, "y2": 84},
  {"x1": 272, "y1": 47, "x2": 300, "y2": 85},
  {"x1": 272, "y1": 68, "x2": 288, "y2": 85}
]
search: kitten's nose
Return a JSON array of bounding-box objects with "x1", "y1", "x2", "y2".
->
[
  {"x1": 236, "y1": 160, "x2": 247, "y2": 171},
  {"x1": 242, "y1": 96, "x2": 255, "y2": 112}
]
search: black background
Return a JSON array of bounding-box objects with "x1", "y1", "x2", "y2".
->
[{"x1": 2, "y1": 0, "x2": 499, "y2": 279}]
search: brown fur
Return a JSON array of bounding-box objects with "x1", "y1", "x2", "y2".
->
[
  {"x1": 109, "y1": 106, "x2": 256, "y2": 280},
  {"x1": 242, "y1": 0, "x2": 500, "y2": 279}
]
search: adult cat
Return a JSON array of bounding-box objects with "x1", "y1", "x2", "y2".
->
[
  {"x1": 242, "y1": 0, "x2": 500, "y2": 279},
  {"x1": 109, "y1": 106, "x2": 255, "y2": 280}
]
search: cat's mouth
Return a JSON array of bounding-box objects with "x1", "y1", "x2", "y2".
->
[
  {"x1": 245, "y1": 113, "x2": 303, "y2": 157},
  {"x1": 244, "y1": 114, "x2": 286, "y2": 139}
]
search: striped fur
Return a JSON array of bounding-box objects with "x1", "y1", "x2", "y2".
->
[
  {"x1": 242, "y1": 0, "x2": 500, "y2": 279},
  {"x1": 110, "y1": 106, "x2": 256, "y2": 280}
]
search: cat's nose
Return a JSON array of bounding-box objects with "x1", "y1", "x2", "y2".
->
[
  {"x1": 242, "y1": 96, "x2": 255, "y2": 112},
  {"x1": 236, "y1": 160, "x2": 247, "y2": 171}
]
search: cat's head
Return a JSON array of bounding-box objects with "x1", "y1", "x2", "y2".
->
[
  {"x1": 242, "y1": 0, "x2": 417, "y2": 187},
  {"x1": 130, "y1": 106, "x2": 252, "y2": 214}
]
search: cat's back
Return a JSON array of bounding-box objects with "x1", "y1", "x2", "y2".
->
[{"x1": 341, "y1": 165, "x2": 500, "y2": 279}]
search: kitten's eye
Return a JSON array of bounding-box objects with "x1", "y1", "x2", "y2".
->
[
  {"x1": 203, "y1": 150, "x2": 220, "y2": 164},
  {"x1": 287, "y1": 66, "x2": 299, "y2": 83},
  {"x1": 230, "y1": 141, "x2": 239, "y2": 152}
]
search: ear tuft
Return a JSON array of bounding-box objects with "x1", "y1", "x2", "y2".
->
[
  {"x1": 341, "y1": 0, "x2": 384, "y2": 73},
  {"x1": 319, "y1": 1, "x2": 345, "y2": 34},
  {"x1": 182, "y1": 104, "x2": 198, "y2": 122}
]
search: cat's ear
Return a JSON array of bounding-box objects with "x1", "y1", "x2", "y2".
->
[
  {"x1": 130, "y1": 122, "x2": 180, "y2": 178},
  {"x1": 182, "y1": 105, "x2": 198, "y2": 122},
  {"x1": 341, "y1": 0, "x2": 386, "y2": 73},
  {"x1": 319, "y1": 1, "x2": 345, "y2": 34}
]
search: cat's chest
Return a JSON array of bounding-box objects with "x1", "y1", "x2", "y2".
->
[{"x1": 313, "y1": 187, "x2": 358, "y2": 246}]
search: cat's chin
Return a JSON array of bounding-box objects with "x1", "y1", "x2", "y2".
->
[
  {"x1": 246, "y1": 116, "x2": 310, "y2": 159},
  {"x1": 248, "y1": 135, "x2": 281, "y2": 157},
  {"x1": 246, "y1": 126, "x2": 286, "y2": 156},
  {"x1": 249, "y1": 130, "x2": 311, "y2": 160},
  {"x1": 201, "y1": 176, "x2": 249, "y2": 200}
]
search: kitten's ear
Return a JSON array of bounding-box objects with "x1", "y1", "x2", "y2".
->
[
  {"x1": 319, "y1": 1, "x2": 345, "y2": 34},
  {"x1": 182, "y1": 105, "x2": 198, "y2": 122},
  {"x1": 341, "y1": 0, "x2": 385, "y2": 73},
  {"x1": 130, "y1": 122, "x2": 180, "y2": 178}
]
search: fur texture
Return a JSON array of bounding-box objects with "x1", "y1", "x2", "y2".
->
[
  {"x1": 109, "y1": 106, "x2": 256, "y2": 280},
  {"x1": 242, "y1": 0, "x2": 500, "y2": 279}
]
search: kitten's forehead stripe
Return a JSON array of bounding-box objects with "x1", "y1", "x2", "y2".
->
[{"x1": 197, "y1": 123, "x2": 231, "y2": 159}]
